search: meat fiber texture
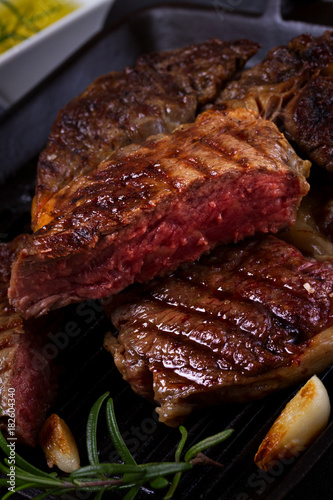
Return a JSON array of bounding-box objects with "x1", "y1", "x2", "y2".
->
[
  {"x1": 104, "y1": 236, "x2": 333, "y2": 426},
  {"x1": 32, "y1": 37, "x2": 259, "y2": 231},
  {"x1": 284, "y1": 75, "x2": 333, "y2": 172},
  {"x1": 215, "y1": 31, "x2": 333, "y2": 171},
  {"x1": 9, "y1": 107, "x2": 310, "y2": 319},
  {"x1": 0, "y1": 237, "x2": 57, "y2": 446}
]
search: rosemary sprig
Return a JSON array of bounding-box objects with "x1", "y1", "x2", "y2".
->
[{"x1": 0, "y1": 392, "x2": 233, "y2": 499}]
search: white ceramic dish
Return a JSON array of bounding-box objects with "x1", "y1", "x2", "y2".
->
[{"x1": 0, "y1": 0, "x2": 114, "y2": 109}]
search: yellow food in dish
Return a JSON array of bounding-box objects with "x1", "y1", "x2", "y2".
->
[{"x1": 0, "y1": 0, "x2": 80, "y2": 55}]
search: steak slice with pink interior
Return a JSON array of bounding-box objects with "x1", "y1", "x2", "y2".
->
[
  {"x1": 9, "y1": 107, "x2": 310, "y2": 319},
  {"x1": 32, "y1": 37, "x2": 259, "y2": 231},
  {"x1": 0, "y1": 237, "x2": 58, "y2": 446},
  {"x1": 104, "y1": 236, "x2": 333, "y2": 426}
]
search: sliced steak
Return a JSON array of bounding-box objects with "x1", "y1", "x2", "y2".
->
[
  {"x1": 215, "y1": 31, "x2": 333, "y2": 170},
  {"x1": 32, "y1": 38, "x2": 259, "y2": 231},
  {"x1": 0, "y1": 237, "x2": 58, "y2": 446},
  {"x1": 104, "y1": 236, "x2": 333, "y2": 426},
  {"x1": 9, "y1": 108, "x2": 310, "y2": 319}
]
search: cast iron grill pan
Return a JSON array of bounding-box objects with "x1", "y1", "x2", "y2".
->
[{"x1": 0, "y1": 2, "x2": 333, "y2": 499}]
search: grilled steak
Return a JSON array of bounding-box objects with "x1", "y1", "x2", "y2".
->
[
  {"x1": 284, "y1": 75, "x2": 333, "y2": 172},
  {"x1": 215, "y1": 31, "x2": 333, "y2": 169},
  {"x1": 0, "y1": 237, "x2": 57, "y2": 446},
  {"x1": 104, "y1": 236, "x2": 333, "y2": 426},
  {"x1": 32, "y1": 38, "x2": 259, "y2": 231},
  {"x1": 9, "y1": 108, "x2": 310, "y2": 319}
]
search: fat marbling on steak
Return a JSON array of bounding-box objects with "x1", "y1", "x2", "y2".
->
[
  {"x1": 0, "y1": 237, "x2": 57, "y2": 446},
  {"x1": 215, "y1": 31, "x2": 333, "y2": 171},
  {"x1": 9, "y1": 107, "x2": 310, "y2": 319},
  {"x1": 104, "y1": 236, "x2": 333, "y2": 426},
  {"x1": 32, "y1": 38, "x2": 259, "y2": 231}
]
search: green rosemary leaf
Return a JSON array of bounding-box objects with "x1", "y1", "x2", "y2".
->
[
  {"x1": 3, "y1": 459, "x2": 57, "y2": 483},
  {"x1": 0, "y1": 430, "x2": 56, "y2": 480},
  {"x1": 28, "y1": 488, "x2": 69, "y2": 500},
  {"x1": 164, "y1": 426, "x2": 188, "y2": 500},
  {"x1": 2, "y1": 489, "x2": 18, "y2": 500},
  {"x1": 122, "y1": 471, "x2": 146, "y2": 484},
  {"x1": 13, "y1": 455, "x2": 55, "y2": 480},
  {"x1": 4, "y1": 482, "x2": 56, "y2": 499},
  {"x1": 2, "y1": 483, "x2": 40, "y2": 500},
  {"x1": 150, "y1": 476, "x2": 169, "y2": 489},
  {"x1": 104, "y1": 483, "x2": 137, "y2": 492},
  {"x1": 106, "y1": 398, "x2": 136, "y2": 465},
  {"x1": 0, "y1": 461, "x2": 9, "y2": 475},
  {"x1": 12, "y1": 470, "x2": 64, "y2": 489},
  {"x1": 70, "y1": 462, "x2": 140, "y2": 479},
  {"x1": 184, "y1": 428, "x2": 234, "y2": 463},
  {"x1": 122, "y1": 461, "x2": 191, "y2": 489},
  {"x1": 86, "y1": 392, "x2": 110, "y2": 466},
  {"x1": 136, "y1": 461, "x2": 192, "y2": 481},
  {"x1": 11, "y1": 482, "x2": 43, "y2": 493},
  {"x1": 68, "y1": 486, "x2": 110, "y2": 493},
  {"x1": 68, "y1": 482, "x2": 135, "y2": 493},
  {"x1": 0, "y1": 430, "x2": 9, "y2": 455},
  {"x1": 94, "y1": 488, "x2": 105, "y2": 500},
  {"x1": 123, "y1": 484, "x2": 141, "y2": 500},
  {"x1": 164, "y1": 472, "x2": 181, "y2": 500},
  {"x1": 0, "y1": 394, "x2": 235, "y2": 500},
  {"x1": 175, "y1": 426, "x2": 188, "y2": 462}
]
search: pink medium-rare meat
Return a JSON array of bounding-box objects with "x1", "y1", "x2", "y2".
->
[
  {"x1": 0, "y1": 237, "x2": 57, "y2": 446},
  {"x1": 9, "y1": 107, "x2": 310, "y2": 319},
  {"x1": 104, "y1": 236, "x2": 333, "y2": 426},
  {"x1": 32, "y1": 38, "x2": 259, "y2": 231}
]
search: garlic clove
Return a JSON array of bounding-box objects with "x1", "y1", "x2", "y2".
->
[
  {"x1": 255, "y1": 375, "x2": 331, "y2": 471},
  {"x1": 39, "y1": 414, "x2": 80, "y2": 473}
]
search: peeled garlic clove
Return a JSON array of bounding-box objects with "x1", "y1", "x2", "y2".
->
[
  {"x1": 255, "y1": 375, "x2": 331, "y2": 471},
  {"x1": 39, "y1": 414, "x2": 80, "y2": 473}
]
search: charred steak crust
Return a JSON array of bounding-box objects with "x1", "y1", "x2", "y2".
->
[
  {"x1": 215, "y1": 31, "x2": 333, "y2": 170},
  {"x1": 0, "y1": 237, "x2": 57, "y2": 446},
  {"x1": 9, "y1": 108, "x2": 310, "y2": 319},
  {"x1": 217, "y1": 31, "x2": 333, "y2": 115},
  {"x1": 284, "y1": 75, "x2": 333, "y2": 172},
  {"x1": 32, "y1": 38, "x2": 259, "y2": 230},
  {"x1": 104, "y1": 236, "x2": 333, "y2": 426}
]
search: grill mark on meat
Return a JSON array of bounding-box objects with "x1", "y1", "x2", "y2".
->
[
  {"x1": 201, "y1": 128, "x2": 267, "y2": 175},
  {"x1": 146, "y1": 288, "x2": 297, "y2": 354},
  {"x1": 9, "y1": 108, "x2": 310, "y2": 318},
  {"x1": 214, "y1": 31, "x2": 333, "y2": 170},
  {"x1": 111, "y1": 278, "x2": 308, "y2": 369},
  {"x1": 104, "y1": 236, "x2": 333, "y2": 426},
  {"x1": 32, "y1": 38, "x2": 259, "y2": 231},
  {"x1": 284, "y1": 75, "x2": 333, "y2": 171},
  {"x1": 147, "y1": 269, "x2": 323, "y2": 345},
  {"x1": 181, "y1": 244, "x2": 333, "y2": 329}
]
